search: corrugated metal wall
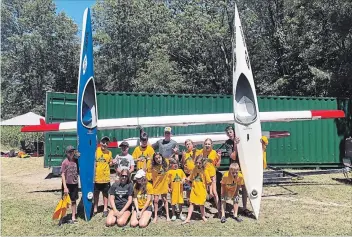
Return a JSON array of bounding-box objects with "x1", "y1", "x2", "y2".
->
[{"x1": 45, "y1": 92, "x2": 349, "y2": 169}]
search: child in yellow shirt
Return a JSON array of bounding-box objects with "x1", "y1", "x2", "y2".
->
[
  {"x1": 148, "y1": 152, "x2": 170, "y2": 223},
  {"x1": 167, "y1": 158, "x2": 186, "y2": 221},
  {"x1": 182, "y1": 139, "x2": 197, "y2": 202},
  {"x1": 195, "y1": 138, "x2": 222, "y2": 214},
  {"x1": 182, "y1": 155, "x2": 211, "y2": 224},
  {"x1": 261, "y1": 136, "x2": 269, "y2": 169},
  {"x1": 220, "y1": 163, "x2": 244, "y2": 223}
]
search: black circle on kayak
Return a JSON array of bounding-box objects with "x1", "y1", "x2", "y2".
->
[{"x1": 251, "y1": 190, "x2": 258, "y2": 198}]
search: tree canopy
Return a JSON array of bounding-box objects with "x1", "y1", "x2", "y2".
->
[{"x1": 1, "y1": 0, "x2": 351, "y2": 119}]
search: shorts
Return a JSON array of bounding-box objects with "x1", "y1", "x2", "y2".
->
[
  {"x1": 61, "y1": 183, "x2": 79, "y2": 202},
  {"x1": 183, "y1": 182, "x2": 191, "y2": 191},
  {"x1": 94, "y1": 182, "x2": 111, "y2": 197},
  {"x1": 116, "y1": 203, "x2": 133, "y2": 212}
]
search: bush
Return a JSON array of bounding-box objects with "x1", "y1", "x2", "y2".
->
[{"x1": 0, "y1": 126, "x2": 44, "y2": 149}]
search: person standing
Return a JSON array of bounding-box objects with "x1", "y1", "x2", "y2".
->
[
  {"x1": 114, "y1": 141, "x2": 135, "y2": 176},
  {"x1": 60, "y1": 145, "x2": 80, "y2": 224},
  {"x1": 152, "y1": 127, "x2": 179, "y2": 159},
  {"x1": 94, "y1": 136, "x2": 113, "y2": 217},
  {"x1": 261, "y1": 135, "x2": 269, "y2": 169},
  {"x1": 132, "y1": 133, "x2": 155, "y2": 181}
]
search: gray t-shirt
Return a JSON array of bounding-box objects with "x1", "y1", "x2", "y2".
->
[
  {"x1": 108, "y1": 182, "x2": 133, "y2": 211},
  {"x1": 114, "y1": 154, "x2": 135, "y2": 170},
  {"x1": 152, "y1": 139, "x2": 177, "y2": 158}
]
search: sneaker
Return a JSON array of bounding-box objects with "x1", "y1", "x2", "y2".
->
[
  {"x1": 67, "y1": 219, "x2": 75, "y2": 224},
  {"x1": 179, "y1": 214, "x2": 186, "y2": 221},
  {"x1": 102, "y1": 211, "x2": 109, "y2": 218},
  {"x1": 233, "y1": 216, "x2": 243, "y2": 222},
  {"x1": 221, "y1": 217, "x2": 227, "y2": 223},
  {"x1": 171, "y1": 215, "x2": 177, "y2": 221}
]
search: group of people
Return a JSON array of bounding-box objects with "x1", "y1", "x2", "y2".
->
[{"x1": 60, "y1": 126, "x2": 269, "y2": 227}]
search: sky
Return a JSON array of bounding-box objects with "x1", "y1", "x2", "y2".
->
[{"x1": 54, "y1": 0, "x2": 96, "y2": 34}]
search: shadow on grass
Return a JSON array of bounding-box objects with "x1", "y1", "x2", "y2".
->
[{"x1": 332, "y1": 178, "x2": 352, "y2": 185}]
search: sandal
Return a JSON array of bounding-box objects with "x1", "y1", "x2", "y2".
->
[
  {"x1": 242, "y1": 209, "x2": 252, "y2": 217},
  {"x1": 233, "y1": 216, "x2": 243, "y2": 222}
]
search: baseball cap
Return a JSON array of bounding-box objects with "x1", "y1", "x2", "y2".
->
[
  {"x1": 140, "y1": 131, "x2": 149, "y2": 141},
  {"x1": 119, "y1": 141, "x2": 129, "y2": 147},
  {"x1": 65, "y1": 145, "x2": 76, "y2": 153},
  {"x1": 164, "y1": 127, "x2": 172, "y2": 133},
  {"x1": 261, "y1": 136, "x2": 269, "y2": 145},
  {"x1": 100, "y1": 136, "x2": 110, "y2": 143},
  {"x1": 134, "y1": 169, "x2": 146, "y2": 179}
]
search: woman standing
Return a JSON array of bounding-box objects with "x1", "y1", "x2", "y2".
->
[{"x1": 106, "y1": 168, "x2": 133, "y2": 227}]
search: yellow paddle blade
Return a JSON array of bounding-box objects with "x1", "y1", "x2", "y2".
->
[{"x1": 52, "y1": 199, "x2": 65, "y2": 220}]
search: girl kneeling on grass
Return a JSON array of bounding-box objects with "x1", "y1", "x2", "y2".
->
[
  {"x1": 148, "y1": 152, "x2": 170, "y2": 223},
  {"x1": 182, "y1": 155, "x2": 212, "y2": 224},
  {"x1": 130, "y1": 169, "x2": 153, "y2": 228},
  {"x1": 106, "y1": 168, "x2": 133, "y2": 227},
  {"x1": 167, "y1": 158, "x2": 186, "y2": 221}
]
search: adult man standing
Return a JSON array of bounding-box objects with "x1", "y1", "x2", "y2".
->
[{"x1": 152, "y1": 127, "x2": 178, "y2": 159}]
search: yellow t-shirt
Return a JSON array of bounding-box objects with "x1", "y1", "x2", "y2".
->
[
  {"x1": 189, "y1": 167, "x2": 211, "y2": 205},
  {"x1": 148, "y1": 159, "x2": 169, "y2": 195},
  {"x1": 95, "y1": 147, "x2": 112, "y2": 183},
  {"x1": 167, "y1": 169, "x2": 186, "y2": 205},
  {"x1": 263, "y1": 151, "x2": 267, "y2": 169},
  {"x1": 133, "y1": 182, "x2": 153, "y2": 209},
  {"x1": 196, "y1": 149, "x2": 219, "y2": 177},
  {"x1": 221, "y1": 171, "x2": 244, "y2": 198},
  {"x1": 183, "y1": 150, "x2": 196, "y2": 175},
  {"x1": 132, "y1": 146, "x2": 155, "y2": 170}
]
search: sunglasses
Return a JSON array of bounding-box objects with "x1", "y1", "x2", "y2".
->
[
  {"x1": 101, "y1": 142, "x2": 109, "y2": 145},
  {"x1": 196, "y1": 162, "x2": 202, "y2": 165},
  {"x1": 121, "y1": 175, "x2": 128, "y2": 178}
]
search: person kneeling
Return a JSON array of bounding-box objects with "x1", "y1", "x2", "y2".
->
[
  {"x1": 220, "y1": 163, "x2": 244, "y2": 223},
  {"x1": 106, "y1": 168, "x2": 133, "y2": 227},
  {"x1": 130, "y1": 170, "x2": 153, "y2": 228}
]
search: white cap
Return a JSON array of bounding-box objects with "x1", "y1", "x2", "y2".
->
[{"x1": 134, "y1": 169, "x2": 146, "y2": 179}]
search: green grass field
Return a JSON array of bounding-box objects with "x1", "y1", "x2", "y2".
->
[{"x1": 1, "y1": 157, "x2": 351, "y2": 236}]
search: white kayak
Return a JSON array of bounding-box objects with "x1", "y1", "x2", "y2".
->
[{"x1": 233, "y1": 4, "x2": 263, "y2": 220}]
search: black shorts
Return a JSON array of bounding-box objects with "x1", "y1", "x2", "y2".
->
[
  {"x1": 94, "y1": 182, "x2": 111, "y2": 197},
  {"x1": 116, "y1": 203, "x2": 133, "y2": 212},
  {"x1": 61, "y1": 183, "x2": 79, "y2": 202}
]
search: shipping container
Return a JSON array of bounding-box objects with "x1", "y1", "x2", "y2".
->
[{"x1": 44, "y1": 92, "x2": 350, "y2": 169}]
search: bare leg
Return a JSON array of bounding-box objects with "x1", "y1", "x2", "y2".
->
[
  {"x1": 93, "y1": 192, "x2": 99, "y2": 213},
  {"x1": 106, "y1": 210, "x2": 117, "y2": 227},
  {"x1": 71, "y1": 202, "x2": 77, "y2": 220},
  {"x1": 103, "y1": 195, "x2": 109, "y2": 212},
  {"x1": 162, "y1": 194, "x2": 170, "y2": 221},
  {"x1": 139, "y1": 210, "x2": 152, "y2": 228},
  {"x1": 171, "y1": 205, "x2": 176, "y2": 217},
  {"x1": 221, "y1": 200, "x2": 226, "y2": 218},
  {"x1": 242, "y1": 185, "x2": 248, "y2": 210},
  {"x1": 200, "y1": 205, "x2": 207, "y2": 222},
  {"x1": 130, "y1": 210, "x2": 139, "y2": 227},
  {"x1": 153, "y1": 195, "x2": 159, "y2": 223},
  {"x1": 182, "y1": 203, "x2": 193, "y2": 224},
  {"x1": 117, "y1": 210, "x2": 131, "y2": 227}
]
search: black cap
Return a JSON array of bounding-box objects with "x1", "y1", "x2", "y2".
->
[
  {"x1": 100, "y1": 136, "x2": 110, "y2": 142},
  {"x1": 119, "y1": 141, "x2": 129, "y2": 147},
  {"x1": 140, "y1": 131, "x2": 148, "y2": 141}
]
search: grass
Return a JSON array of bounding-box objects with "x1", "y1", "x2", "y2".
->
[{"x1": 1, "y1": 157, "x2": 352, "y2": 236}]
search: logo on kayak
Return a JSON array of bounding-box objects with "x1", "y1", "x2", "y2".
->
[
  {"x1": 245, "y1": 50, "x2": 251, "y2": 70},
  {"x1": 82, "y1": 55, "x2": 87, "y2": 75}
]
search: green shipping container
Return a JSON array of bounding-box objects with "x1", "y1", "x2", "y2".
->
[{"x1": 44, "y1": 92, "x2": 350, "y2": 169}]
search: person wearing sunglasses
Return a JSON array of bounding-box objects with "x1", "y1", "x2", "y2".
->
[
  {"x1": 130, "y1": 169, "x2": 153, "y2": 228},
  {"x1": 94, "y1": 136, "x2": 114, "y2": 217},
  {"x1": 106, "y1": 168, "x2": 133, "y2": 227}
]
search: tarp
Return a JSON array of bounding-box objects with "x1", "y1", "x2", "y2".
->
[{"x1": 0, "y1": 112, "x2": 45, "y2": 126}]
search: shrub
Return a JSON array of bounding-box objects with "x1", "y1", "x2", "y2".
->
[{"x1": 0, "y1": 126, "x2": 44, "y2": 149}]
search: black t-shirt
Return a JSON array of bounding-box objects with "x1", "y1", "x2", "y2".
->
[
  {"x1": 225, "y1": 139, "x2": 238, "y2": 165},
  {"x1": 108, "y1": 182, "x2": 133, "y2": 211}
]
